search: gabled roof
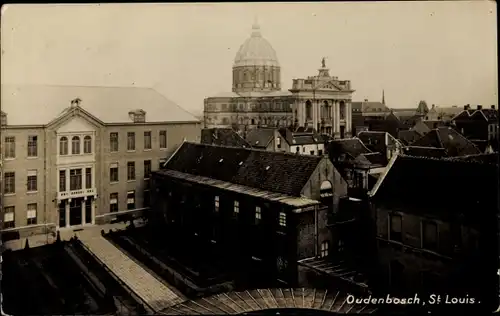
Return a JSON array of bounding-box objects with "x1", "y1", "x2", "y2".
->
[
  {"x1": 1, "y1": 84, "x2": 199, "y2": 125},
  {"x1": 398, "y1": 130, "x2": 421, "y2": 145},
  {"x1": 411, "y1": 127, "x2": 481, "y2": 157},
  {"x1": 328, "y1": 138, "x2": 372, "y2": 159},
  {"x1": 402, "y1": 146, "x2": 448, "y2": 158},
  {"x1": 369, "y1": 154, "x2": 498, "y2": 213},
  {"x1": 201, "y1": 128, "x2": 250, "y2": 148},
  {"x1": 245, "y1": 128, "x2": 275, "y2": 148},
  {"x1": 453, "y1": 108, "x2": 498, "y2": 122},
  {"x1": 164, "y1": 142, "x2": 323, "y2": 197},
  {"x1": 357, "y1": 131, "x2": 388, "y2": 153},
  {"x1": 411, "y1": 120, "x2": 431, "y2": 135}
]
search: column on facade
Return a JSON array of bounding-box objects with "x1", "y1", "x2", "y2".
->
[
  {"x1": 298, "y1": 99, "x2": 304, "y2": 127},
  {"x1": 82, "y1": 199, "x2": 86, "y2": 225},
  {"x1": 66, "y1": 169, "x2": 70, "y2": 193},
  {"x1": 65, "y1": 200, "x2": 70, "y2": 228},
  {"x1": 346, "y1": 101, "x2": 352, "y2": 137},
  {"x1": 312, "y1": 98, "x2": 318, "y2": 130},
  {"x1": 91, "y1": 198, "x2": 96, "y2": 225}
]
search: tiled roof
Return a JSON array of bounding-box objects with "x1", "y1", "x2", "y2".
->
[
  {"x1": 398, "y1": 130, "x2": 421, "y2": 145},
  {"x1": 453, "y1": 108, "x2": 498, "y2": 122},
  {"x1": 402, "y1": 146, "x2": 448, "y2": 158},
  {"x1": 370, "y1": 155, "x2": 498, "y2": 211},
  {"x1": 411, "y1": 127, "x2": 481, "y2": 157},
  {"x1": 164, "y1": 142, "x2": 323, "y2": 197},
  {"x1": 245, "y1": 128, "x2": 275, "y2": 148},
  {"x1": 201, "y1": 128, "x2": 250, "y2": 148},
  {"x1": 328, "y1": 138, "x2": 372, "y2": 159},
  {"x1": 360, "y1": 152, "x2": 387, "y2": 166},
  {"x1": 278, "y1": 127, "x2": 323, "y2": 146},
  {"x1": 423, "y1": 120, "x2": 446, "y2": 129},
  {"x1": 1, "y1": 84, "x2": 199, "y2": 125},
  {"x1": 411, "y1": 121, "x2": 431, "y2": 136}
]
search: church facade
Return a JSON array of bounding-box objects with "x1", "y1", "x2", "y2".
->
[{"x1": 203, "y1": 21, "x2": 354, "y2": 139}]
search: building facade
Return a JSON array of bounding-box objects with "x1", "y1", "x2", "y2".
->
[
  {"x1": 203, "y1": 21, "x2": 354, "y2": 139},
  {"x1": 1, "y1": 84, "x2": 200, "y2": 238}
]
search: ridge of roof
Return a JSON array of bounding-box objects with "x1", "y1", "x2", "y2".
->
[{"x1": 368, "y1": 153, "x2": 399, "y2": 197}]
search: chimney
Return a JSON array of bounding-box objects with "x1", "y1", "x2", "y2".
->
[
  {"x1": 477, "y1": 105, "x2": 482, "y2": 110},
  {"x1": 364, "y1": 99, "x2": 368, "y2": 102},
  {"x1": 432, "y1": 104, "x2": 435, "y2": 109},
  {"x1": 491, "y1": 105, "x2": 496, "y2": 110}
]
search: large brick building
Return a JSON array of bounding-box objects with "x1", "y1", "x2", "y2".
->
[
  {"x1": 0, "y1": 84, "x2": 200, "y2": 238},
  {"x1": 150, "y1": 142, "x2": 348, "y2": 288}
]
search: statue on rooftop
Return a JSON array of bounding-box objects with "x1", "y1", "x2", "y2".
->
[{"x1": 322, "y1": 57, "x2": 326, "y2": 68}]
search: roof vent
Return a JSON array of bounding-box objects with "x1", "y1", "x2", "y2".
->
[
  {"x1": 129, "y1": 109, "x2": 146, "y2": 123},
  {"x1": 219, "y1": 159, "x2": 224, "y2": 163},
  {"x1": 265, "y1": 166, "x2": 270, "y2": 170}
]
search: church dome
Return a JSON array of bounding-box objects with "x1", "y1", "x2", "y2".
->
[{"x1": 233, "y1": 22, "x2": 280, "y2": 68}]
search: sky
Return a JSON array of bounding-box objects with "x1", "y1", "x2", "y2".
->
[{"x1": 1, "y1": 2, "x2": 497, "y2": 115}]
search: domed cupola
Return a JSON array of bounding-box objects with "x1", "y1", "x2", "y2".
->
[{"x1": 232, "y1": 19, "x2": 281, "y2": 93}]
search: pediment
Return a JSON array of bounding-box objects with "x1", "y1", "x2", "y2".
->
[
  {"x1": 57, "y1": 114, "x2": 98, "y2": 133},
  {"x1": 317, "y1": 81, "x2": 343, "y2": 91}
]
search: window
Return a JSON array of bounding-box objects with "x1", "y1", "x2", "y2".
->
[
  {"x1": 143, "y1": 190, "x2": 150, "y2": 208},
  {"x1": 27, "y1": 170, "x2": 37, "y2": 192},
  {"x1": 214, "y1": 196, "x2": 220, "y2": 212},
  {"x1": 296, "y1": 147, "x2": 300, "y2": 153},
  {"x1": 310, "y1": 151, "x2": 315, "y2": 155},
  {"x1": 4, "y1": 136, "x2": 15, "y2": 158},
  {"x1": 321, "y1": 241, "x2": 330, "y2": 258},
  {"x1": 234, "y1": 201, "x2": 240, "y2": 215},
  {"x1": 144, "y1": 160, "x2": 151, "y2": 179},
  {"x1": 71, "y1": 136, "x2": 81, "y2": 154},
  {"x1": 302, "y1": 147, "x2": 305, "y2": 152},
  {"x1": 255, "y1": 206, "x2": 262, "y2": 223},
  {"x1": 127, "y1": 132, "x2": 135, "y2": 151},
  {"x1": 279, "y1": 212, "x2": 287, "y2": 227},
  {"x1": 27, "y1": 135, "x2": 38, "y2": 157},
  {"x1": 127, "y1": 162, "x2": 136, "y2": 181},
  {"x1": 144, "y1": 131, "x2": 152, "y2": 150},
  {"x1": 110, "y1": 132, "x2": 119, "y2": 152},
  {"x1": 3, "y1": 207, "x2": 15, "y2": 229},
  {"x1": 110, "y1": 193, "x2": 118, "y2": 212},
  {"x1": 422, "y1": 221, "x2": 438, "y2": 251},
  {"x1": 389, "y1": 214, "x2": 403, "y2": 243},
  {"x1": 27, "y1": 203, "x2": 37, "y2": 225},
  {"x1": 69, "y1": 169, "x2": 82, "y2": 191},
  {"x1": 4, "y1": 172, "x2": 15, "y2": 194},
  {"x1": 127, "y1": 191, "x2": 135, "y2": 210},
  {"x1": 338, "y1": 239, "x2": 345, "y2": 252},
  {"x1": 110, "y1": 163, "x2": 119, "y2": 182},
  {"x1": 318, "y1": 150, "x2": 323, "y2": 156},
  {"x1": 85, "y1": 168, "x2": 92, "y2": 189},
  {"x1": 277, "y1": 137, "x2": 281, "y2": 148},
  {"x1": 159, "y1": 130, "x2": 167, "y2": 149},
  {"x1": 84, "y1": 136, "x2": 92, "y2": 153},
  {"x1": 59, "y1": 170, "x2": 66, "y2": 192}
]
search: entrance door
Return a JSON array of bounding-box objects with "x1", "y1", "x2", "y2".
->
[
  {"x1": 58, "y1": 202, "x2": 66, "y2": 228},
  {"x1": 69, "y1": 198, "x2": 83, "y2": 226},
  {"x1": 84, "y1": 198, "x2": 92, "y2": 224}
]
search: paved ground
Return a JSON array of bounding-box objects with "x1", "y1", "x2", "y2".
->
[{"x1": 76, "y1": 229, "x2": 184, "y2": 313}]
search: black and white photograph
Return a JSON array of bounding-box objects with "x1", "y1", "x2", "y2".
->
[{"x1": 0, "y1": 2, "x2": 498, "y2": 315}]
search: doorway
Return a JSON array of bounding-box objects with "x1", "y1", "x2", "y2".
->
[
  {"x1": 340, "y1": 126, "x2": 345, "y2": 139},
  {"x1": 59, "y1": 202, "x2": 66, "y2": 228},
  {"x1": 84, "y1": 198, "x2": 92, "y2": 224},
  {"x1": 69, "y1": 198, "x2": 83, "y2": 226}
]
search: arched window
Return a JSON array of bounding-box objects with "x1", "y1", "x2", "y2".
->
[
  {"x1": 320, "y1": 181, "x2": 333, "y2": 198},
  {"x1": 306, "y1": 100, "x2": 312, "y2": 120},
  {"x1": 59, "y1": 136, "x2": 68, "y2": 155},
  {"x1": 71, "y1": 136, "x2": 80, "y2": 155},
  {"x1": 83, "y1": 136, "x2": 92, "y2": 154}
]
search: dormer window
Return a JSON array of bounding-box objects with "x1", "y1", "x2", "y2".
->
[{"x1": 128, "y1": 109, "x2": 146, "y2": 123}]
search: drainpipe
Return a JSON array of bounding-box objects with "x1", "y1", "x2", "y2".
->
[{"x1": 315, "y1": 205, "x2": 319, "y2": 257}]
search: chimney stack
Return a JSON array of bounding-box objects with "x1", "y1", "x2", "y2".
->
[
  {"x1": 463, "y1": 105, "x2": 468, "y2": 110},
  {"x1": 364, "y1": 99, "x2": 368, "y2": 102},
  {"x1": 477, "y1": 105, "x2": 482, "y2": 110},
  {"x1": 491, "y1": 105, "x2": 496, "y2": 110}
]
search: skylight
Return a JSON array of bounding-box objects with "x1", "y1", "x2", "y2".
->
[
  {"x1": 265, "y1": 166, "x2": 271, "y2": 170},
  {"x1": 239, "y1": 161, "x2": 243, "y2": 165},
  {"x1": 219, "y1": 158, "x2": 224, "y2": 163}
]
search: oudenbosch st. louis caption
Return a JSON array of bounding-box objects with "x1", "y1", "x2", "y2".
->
[{"x1": 346, "y1": 294, "x2": 422, "y2": 305}]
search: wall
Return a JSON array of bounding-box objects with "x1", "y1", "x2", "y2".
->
[{"x1": 289, "y1": 144, "x2": 325, "y2": 156}]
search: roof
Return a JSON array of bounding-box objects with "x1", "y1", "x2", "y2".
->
[
  {"x1": 416, "y1": 100, "x2": 429, "y2": 114},
  {"x1": 357, "y1": 131, "x2": 387, "y2": 153},
  {"x1": 1, "y1": 84, "x2": 199, "y2": 125},
  {"x1": 158, "y1": 169, "x2": 320, "y2": 208},
  {"x1": 411, "y1": 120, "x2": 431, "y2": 135},
  {"x1": 360, "y1": 152, "x2": 387, "y2": 166},
  {"x1": 201, "y1": 128, "x2": 250, "y2": 148},
  {"x1": 453, "y1": 107, "x2": 498, "y2": 122},
  {"x1": 233, "y1": 22, "x2": 279, "y2": 67},
  {"x1": 163, "y1": 142, "x2": 323, "y2": 197},
  {"x1": 351, "y1": 101, "x2": 389, "y2": 112},
  {"x1": 328, "y1": 138, "x2": 372, "y2": 159},
  {"x1": 423, "y1": 120, "x2": 446, "y2": 129},
  {"x1": 245, "y1": 128, "x2": 275, "y2": 148},
  {"x1": 411, "y1": 127, "x2": 481, "y2": 157},
  {"x1": 369, "y1": 154, "x2": 498, "y2": 213},
  {"x1": 398, "y1": 130, "x2": 421, "y2": 145},
  {"x1": 402, "y1": 146, "x2": 448, "y2": 158},
  {"x1": 444, "y1": 153, "x2": 499, "y2": 166},
  {"x1": 207, "y1": 90, "x2": 293, "y2": 99}
]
